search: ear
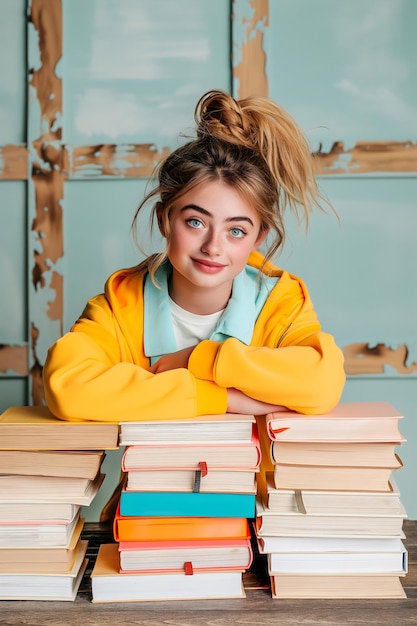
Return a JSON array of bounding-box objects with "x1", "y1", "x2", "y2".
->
[
  {"x1": 155, "y1": 202, "x2": 166, "y2": 238},
  {"x1": 253, "y1": 227, "x2": 269, "y2": 250}
]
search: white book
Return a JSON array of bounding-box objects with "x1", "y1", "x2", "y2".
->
[
  {"x1": 0, "y1": 540, "x2": 88, "y2": 601},
  {"x1": 125, "y1": 468, "x2": 257, "y2": 494},
  {"x1": 91, "y1": 544, "x2": 245, "y2": 602},
  {"x1": 267, "y1": 541, "x2": 408, "y2": 574},
  {"x1": 257, "y1": 534, "x2": 406, "y2": 554},
  {"x1": 0, "y1": 502, "x2": 80, "y2": 524},
  {"x1": 119, "y1": 413, "x2": 255, "y2": 445},
  {"x1": 255, "y1": 498, "x2": 407, "y2": 537},
  {"x1": 0, "y1": 473, "x2": 104, "y2": 506},
  {"x1": 0, "y1": 514, "x2": 84, "y2": 549},
  {"x1": 258, "y1": 472, "x2": 404, "y2": 515}
]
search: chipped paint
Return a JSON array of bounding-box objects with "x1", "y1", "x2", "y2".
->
[
  {"x1": 0, "y1": 344, "x2": 29, "y2": 376},
  {"x1": 232, "y1": 0, "x2": 269, "y2": 98},
  {"x1": 344, "y1": 342, "x2": 417, "y2": 376},
  {"x1": 29, "y1": 323, "x2": 45, "y2": 405},
  {"x1": 314, "y1": 141, "x2": 417, "y2": 175},
  {"x1": 64, "y1": 143, "x2": 171, "y2": 179},
  {"x1": 27, "y1": 0, "x2": 63, "y2": 403},
  {"x1": 0, "y1": 145, "x2": 28, "y2": 180},
  {"x1": 28, "y1": 0, "x2": 62, "y2": 141}
]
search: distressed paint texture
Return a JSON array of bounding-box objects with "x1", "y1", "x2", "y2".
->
[
  {"x1": 28, "y1": 0, "x2": 64, "y2": 403},
  {"x1": 344, "y1": 343, "x2": 417, "y2": 376},
  {"x1": 314, "y1": 141, "x2": 417, "y2": 175},
  {"x1": 233, "y1": 0, "x2": 268, "y2": 98},
  {"x1": 0, "y1": 344, "x2": 29, "y2": 376},
  {"x1": 64, "y1": 144, "x2": 171, "y2": 179},
  {"x1": 0, "y1": 145, "x2": 28, "y2": 180}
]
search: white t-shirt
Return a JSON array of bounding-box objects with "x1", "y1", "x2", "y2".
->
[{"x1": 169, "y1": 297, "x2": 225, "y2": 349}]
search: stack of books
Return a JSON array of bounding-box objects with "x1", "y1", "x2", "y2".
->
[
  {"x1": 255, "y1": 401, "x2": 408, "y2": 599},
  {"x1": 0, "y1": 405, "x2": 119, "y2": 601},
  {"x1": 91, "y1": 413, "x2": 260, "y2": 602}
]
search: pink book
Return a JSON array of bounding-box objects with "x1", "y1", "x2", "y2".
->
[
  {"x1": 118, "y1": 538, "x2": 253, "y2": 574},
  {"x1": 121, "y1": 424, "x2": 261, "y2": 471},
  {"x1": 262, "y1": 402, "x2": 406, "y2": 443}
]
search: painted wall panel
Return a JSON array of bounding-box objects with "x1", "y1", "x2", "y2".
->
[
  {"x1": 266, "y1": 0, "x2": 417, "y2": 153},
  {"x1": 279, "y1": 176, "x2": 417, "y2": 357},
  {"x1": 63, "y1": 0, "x2": 231, "y2": 147},
  {"x1": 0, "y1": 183, "x2": 27, "y2": 343},
  {"x1": 0, "y1": 379, "x2": 28, "y2": 413},
  {"x1": 0, "y1": 0, "x2": 27, "y2": 144},
  {"x1": 63, "y1": 178, "x2": 157, "y2": 333}
]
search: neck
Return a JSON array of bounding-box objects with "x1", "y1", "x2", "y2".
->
[{"x1": 169, "y1": 275, "x2": 231, "y2": 315}]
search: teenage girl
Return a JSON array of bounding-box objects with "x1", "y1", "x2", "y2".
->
[{"x1": 43, "y1": 89, "x2": 345, "y2": 421}]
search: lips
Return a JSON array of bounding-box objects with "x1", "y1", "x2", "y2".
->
[{"x1": 191, "y1": 258, "x2": 226, "y2": 273}]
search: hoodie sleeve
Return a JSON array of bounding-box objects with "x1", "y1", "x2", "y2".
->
[
  {"x1": 43, "y1": 295, "x2": 227, "y2": 423},
  {"x1": 188, "y1": 331, "x2": 345, "y2": 415}
]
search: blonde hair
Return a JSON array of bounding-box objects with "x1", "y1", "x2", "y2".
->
[{"x1": 132, "y1": 89, "x2": 331, "y2": 282}]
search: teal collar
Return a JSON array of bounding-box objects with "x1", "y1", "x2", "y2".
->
[{"x1": 143, "y1": 261, "x2": 278, "y2": 362}]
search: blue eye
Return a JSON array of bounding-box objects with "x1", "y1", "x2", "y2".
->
[
  {"x1": 187, "y1": 218, "x2": 203, "y2": 229},
  {"x1": 230, "y1": 227, "x2": 245, "y2": 238}
]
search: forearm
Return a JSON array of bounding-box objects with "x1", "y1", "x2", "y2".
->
[
  {"x1": 189, "y1": 334, "x2": 345, "y2": 414},
  {"x1": 43, "y1": 333, "x2": 227, "y2": 422}
]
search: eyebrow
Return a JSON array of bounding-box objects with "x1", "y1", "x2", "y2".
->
[{"x1": 181, "y1": 204, "x2": 255, "y2": 226}]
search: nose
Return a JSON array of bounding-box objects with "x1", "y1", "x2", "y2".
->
[{"x1": 200, "y1": 228, "x2": 222, "y2": 256}]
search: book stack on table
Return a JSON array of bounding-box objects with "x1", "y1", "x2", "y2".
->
[
  {"x1": 0, "y1": 405, "x2": 119, "y2": 601},
  {"x1": 255, "y1": 401, "x2": 408, "y2": 599},
  {"x1": 91, "y1": 413, "x2": 260, "y2": 602}
]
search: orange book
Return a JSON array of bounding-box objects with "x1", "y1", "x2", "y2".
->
[{"x1": 113, "y1": 504, "x2": 250, "y2": 542}]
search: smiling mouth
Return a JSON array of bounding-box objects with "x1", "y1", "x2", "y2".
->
[{"x1": 192, "y1": 258, "x2": 226, "y2": 272}]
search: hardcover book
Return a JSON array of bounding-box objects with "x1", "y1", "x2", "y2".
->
[
  {"x1": 118, "y1": 537, "x2": 253, "y2": 573},
  {"x1": 113, "y1": 506, "x2": 250, "y2": 542},
  {"x1": 91, "y1": 543, "x2": 246, "y2": 602},
  {"x1": 270, "y1": 573, "x2": 406, "y2": 599},
  {"x1": 258, "y1": 472, "x2": 404, "y2": 515},
  {"x1": 266, "y1": 440, "x2": 404, "y2": 468},
  {"x1": 267, "y1": 541, "x2": 408, "y2": 574},
  {"x1": 261, "y1": 402, "x2": 405, "y2": 443},
  {"x1": 255, "y1": 498, "x2": 407, "y2": 537},
  {"x1": 0, "y1": 514, "x2": 84, "y2": 549},
  {"x1": 121, "y1": 427, "x2": 260, "y2": 470},
  {"x1": 271, "y1": 461, "x2": 401, "y2": 492},
  {"x1": 257, "y1": 534, "x2": 407, "y2": 555},
  {"x1": 0, "y1": 405, "x2": 119, "y2": 450},
  {"x1": 0, "y1": 539, "x2": 88, "y2": 601},
  {"x1": 0, "y1": 473, "x2": 105, "y2": 502},
  {"x1": 0, "y1": 449, "x2": 105, "y2": 479},
  {"x1": 119, "y1": 489, "x2": 256, "y2": 518},
  {"x1": 0, "y1": 501, "x2": 81, "y2": 524},
  {"x1": 125, "y1": 467, "x2": 257, "y2": 494},
  {"x1": 0, "y1": 536, "x2": 86, "y2": 574},
  {"x1": 119, "y1": 413, "x2": 255, "y2": 445}
]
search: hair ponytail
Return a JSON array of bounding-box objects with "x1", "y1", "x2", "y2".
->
[{"x1": 195, "y1": 90, "x2": 330, "y2": 225}]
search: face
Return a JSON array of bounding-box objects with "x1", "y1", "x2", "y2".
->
[{"x1": 159, "y1": 180, "x2": 267, "y2": 312}]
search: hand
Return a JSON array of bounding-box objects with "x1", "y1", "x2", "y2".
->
[
  {"x1": 149, "y1": 346, "x2": 195, "y2": 374},
  {"x1": 227, "y1": 388, "x2": 286, "y2": 415}
]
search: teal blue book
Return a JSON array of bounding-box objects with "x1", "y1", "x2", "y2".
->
[{"x1": 119, "y1": 489, "x2": 256, "y2": 518}]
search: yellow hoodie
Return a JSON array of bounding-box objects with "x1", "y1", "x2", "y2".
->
[{"x1": 43, "y1": 251, "x2": 345, "y2": 422}]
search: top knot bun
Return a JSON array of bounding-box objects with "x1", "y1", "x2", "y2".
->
[{"x1": 195, "y1": 90, "x2": 258, "y2": 151}]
